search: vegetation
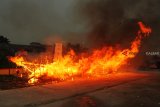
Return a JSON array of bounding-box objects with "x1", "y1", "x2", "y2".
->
[
  {"x1": 0, "y1": 35, "x2": 16, "y2": 68},
  {"x1": 0, "y1": 35, "x2": 10, "y2": 44}
]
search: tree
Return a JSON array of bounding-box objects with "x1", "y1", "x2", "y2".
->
[{"x1": 0, "y1": 35, "x2": 10, "y2": 44}]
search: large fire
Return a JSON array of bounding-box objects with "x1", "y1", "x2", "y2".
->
[{"x1": 9, "y1": 22, "x2": 151, "y2": 84}]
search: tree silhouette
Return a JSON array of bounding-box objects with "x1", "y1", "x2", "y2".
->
[{"x1": 0, "y1": 35, "x2": 10, "y2": 44}]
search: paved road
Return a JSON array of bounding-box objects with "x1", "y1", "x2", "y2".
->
[{"x1": 0, "y1": 72, "x2": 160, "y2": 107}]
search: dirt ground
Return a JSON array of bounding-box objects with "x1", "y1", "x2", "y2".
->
[{"x1": 0, "y1": 71, "x2": 160, "y2": 107}]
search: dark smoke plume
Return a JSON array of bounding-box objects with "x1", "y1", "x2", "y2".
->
[{"x1": 77, "y1": 0, "x2": 160, "y2": 50}]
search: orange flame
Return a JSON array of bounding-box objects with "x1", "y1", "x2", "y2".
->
[
  {"x1": 9, "y1": 22, "x2": 152, "y2": 84},
  {"x1": 138, "y1": 22, "x2": 152, "y2": 35}
]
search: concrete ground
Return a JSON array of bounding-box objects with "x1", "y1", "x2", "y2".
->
[{"x1": 0, "y1": 71, "x2": 160, "y2": 107}]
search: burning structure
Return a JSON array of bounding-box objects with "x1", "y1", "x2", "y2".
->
[
  {"x1": 1, "y1": 1, "x2": 160, "y2": 107},
  {"x1": 8, "y1": 22, "x2": 151, "y2": 84},
  {"x1": 54, "y1": 42, "x2": 63, "y2": 60}
]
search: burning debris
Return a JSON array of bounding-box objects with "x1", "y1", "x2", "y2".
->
[{"x1": 9, "y1": 22, "x2": 151, "y2": 84}]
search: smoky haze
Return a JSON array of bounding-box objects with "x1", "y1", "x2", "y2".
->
[
  {"x1": 0, "y1": 0, "x2": 85, "y2": 45},
  {"x1": 0, "y1": 0, "x2": 159, "y2": 51},
  {"x1": 77, "y1": 0, "x2": 160, "y2": 50}
]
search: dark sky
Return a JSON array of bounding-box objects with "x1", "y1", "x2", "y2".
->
[
  {"x1": 0, "y1": 0, "x2": 86, "y2": 45},
  {"x1": 0, "y1": 0, "x2": 159, "y2": 50}
]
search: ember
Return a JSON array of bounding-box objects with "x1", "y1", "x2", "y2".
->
[{"x1": 9, "y1": 22, "x2": 151, "y2": 84}]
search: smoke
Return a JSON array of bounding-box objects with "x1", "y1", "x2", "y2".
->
[
  {"x1": 0, "y1": 0, "x2": 84, "y2": 44},
  {"x1": 0, "y1": 0, "x2": 160, "y2": 50},
  {"x1": 77, "y1": 0, "x2": 160, "y2": 49},
  {"x1": 75, "y1": 0, "x2": 160, "y2": 68}
]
